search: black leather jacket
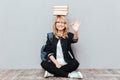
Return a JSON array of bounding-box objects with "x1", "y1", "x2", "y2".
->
[{"x1": 45, "y1": 32, "x2": 78, "y2": 63}]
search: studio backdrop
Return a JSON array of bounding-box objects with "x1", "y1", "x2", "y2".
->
[{"x1": 0, "y1": 0, "x2": 120, "y2": 69}]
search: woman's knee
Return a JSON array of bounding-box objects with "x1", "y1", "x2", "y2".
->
[
  {"x1": 72, "y1": 59, "x2": 80, "y2": 67},
  {"x1": 41, "y1": 61, "x2": 48, "y2": 69}
]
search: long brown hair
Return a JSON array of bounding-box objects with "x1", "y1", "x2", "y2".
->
[{"x1": 53, "y1": 15, "x2": 69, "y2": 39}]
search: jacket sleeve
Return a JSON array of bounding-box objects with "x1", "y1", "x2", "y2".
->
[
  {"x1": 68, "y1": 32, "x2": 78, "y2": 43},
  {"x1": 45, "y1": 34, "x2": 54, "y2": 59}
]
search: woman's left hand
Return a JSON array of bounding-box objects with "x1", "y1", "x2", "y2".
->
[{"x1": 71, "y1": 20, "x2": 80, "y2": 32}]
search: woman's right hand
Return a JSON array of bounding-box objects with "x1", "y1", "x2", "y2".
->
[
  {"x1": 55, "y1": 62, "x2": 61, "y2": 68},
  {"x1": 49, "y1": 55, "x2": 61, "y2": 68}
]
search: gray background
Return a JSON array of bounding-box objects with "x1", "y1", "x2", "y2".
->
[{"x1": 0, "y1": 0, "x2": 120, "y2": 69}]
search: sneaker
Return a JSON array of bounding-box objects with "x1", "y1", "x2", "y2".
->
[
  {"x1": 69, "y1": 71, "x2": 83, "y2": 79},
  {"x1": 44, "y1": 71, "x2": 54, "y2": 78}
]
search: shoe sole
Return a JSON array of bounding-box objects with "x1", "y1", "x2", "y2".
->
[
  {"x1": 44, "y1": 71, "x2": 47, "y2": 78},
  {"x1": 78, "y1": 72, "x2": 83, "y2": 78}
]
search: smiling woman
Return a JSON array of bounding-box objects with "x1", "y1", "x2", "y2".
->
[
  {"x1": 40, "y1": 14, "x2": 83, "y2": 78},
  {"x1": 53, "y1": 15, "x2": 68, "y2": 39}
]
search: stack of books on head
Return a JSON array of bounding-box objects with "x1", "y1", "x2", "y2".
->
[{"x1": 53, "y1": 6, "x2": 68, "y2": 15}]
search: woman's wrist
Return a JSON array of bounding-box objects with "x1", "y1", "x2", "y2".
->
[{"x1": 74, "y1": 31, "x2": 78, "y2": 39}]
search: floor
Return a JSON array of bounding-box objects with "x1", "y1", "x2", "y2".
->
[{"x1": 0, "y1": 69, "x2": 120, "y2": 80}]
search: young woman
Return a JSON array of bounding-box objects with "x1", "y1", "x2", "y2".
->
[{"x1": 41, "y1": 15, "x2": 83, "y2": 78}]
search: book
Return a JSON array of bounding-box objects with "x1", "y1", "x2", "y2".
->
[
  {"x1": 53, "y1": 11, "x2": 68, "y2": 15},
  {"x1": 53, "y1": 5, "x2": 68, "y2": 15}
]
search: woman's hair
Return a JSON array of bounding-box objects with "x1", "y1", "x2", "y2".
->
[{"x1": 53, "y1": 15, "x2": 69, "y2": 39}]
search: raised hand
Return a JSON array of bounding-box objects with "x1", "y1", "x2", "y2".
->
[{"x1": 71, "y1": 19, "x2": 80, "y2": 32}]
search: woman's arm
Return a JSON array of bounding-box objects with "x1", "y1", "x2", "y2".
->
[
  {"x1": 45, "y1": 34, "x2": 61, "y2": 68},
  {"x1": 73, "y1": 31, "x2": 78, "y2": 40},
  {"x1": 49, "y1": 55, "x2": 61, "y2": 68},
  {"x1": 71, "y1": 20, "x2": 80, "y2": 40}
]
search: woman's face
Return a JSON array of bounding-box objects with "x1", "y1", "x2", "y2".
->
[{"x1": 55, "y1": 18, "x2": 66, "y2": 31}]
